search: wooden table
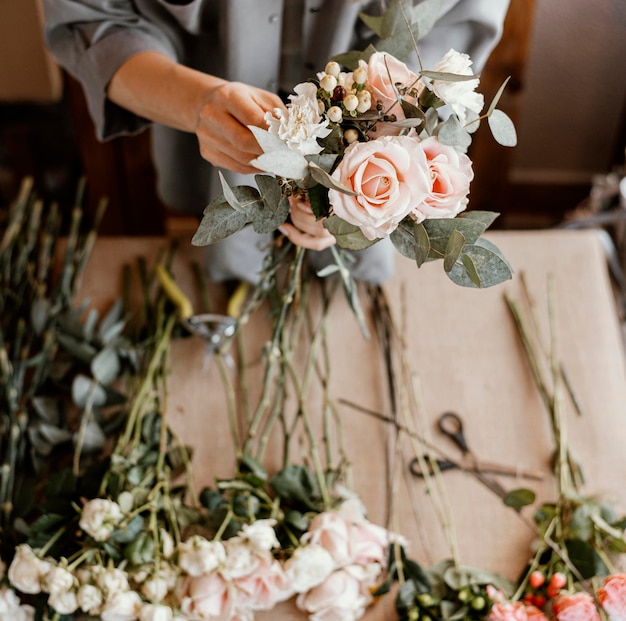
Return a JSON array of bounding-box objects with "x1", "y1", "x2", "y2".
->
[{"x1": 76, "y1": 229, "x2": 626, "y2": 620}]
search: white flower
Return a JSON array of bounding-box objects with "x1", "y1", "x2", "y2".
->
[
  {"x1": 77, "y1": 583, "x2": 104, "y2": 615},
  {"x1": 48, "y1": 588, "x2": 79, "y2": 615},
  {"x1": 283, "y1": 545, "x2": 336, "y2": 593},
  {"x1": 0, "y1": 586, "x2": 35, "y2": 621},
  {"x1": 8, "y1": 544, "x2": 51, "y2": 594},
  {"x1": 177, "y1": 536, "x2": 226, "y2": 577},
  {"x1": 79, "y1": 498, "x2": 124, "y2": 542},
  {"x1": 97, "y1": 567, "x2": 130, "y2": 597},
  {"x1": 431, "y1": 49, "x2": 484, "y2": 123},
  {"x1": 100, "y1": 590, "x2": 143, "y2": 621},
  {"x1": 44, "y1": 565, "x2": 76, "y2": 595},
  {"x1": 139, "y1": 603, "x2": 174, "y2": 621},
  {"x1": 221, "y1": 539, "x2": 259, "y2": 580},
  {"x1": 265, "y1": 82, "x2": 331, "y2": 155},
  {"x1": 241, "y1": 519, "x2": 280, "y2": 552},
  {"x1": 159, "y1": 528, "x2": 175, "y2": 559},
  {"x1": 141, "y1": 567, "x2": 176, "y2": 602}
]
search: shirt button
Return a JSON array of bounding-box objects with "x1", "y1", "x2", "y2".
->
[{"x1": 268, "y1": 13, "x2": 279, "y2": 23}]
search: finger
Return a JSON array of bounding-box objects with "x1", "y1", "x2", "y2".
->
[{"x1": 278, "y1": 223, "x2": 336, "y2": 251}]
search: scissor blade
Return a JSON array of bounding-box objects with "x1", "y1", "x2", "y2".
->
[{"x1": 473, "y1": 459, "x2": 545, "y2": 481}]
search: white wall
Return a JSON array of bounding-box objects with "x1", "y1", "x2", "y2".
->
[{"x1": 510, "y1": 0, "x2": 626, "y2": 186}]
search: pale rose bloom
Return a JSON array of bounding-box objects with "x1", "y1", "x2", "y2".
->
[
  {"x1": 241, "y1": 520, "x2": 280, "y2": 552},
  {"x1": 233, "y1": 553, "x2": 291, "y2": 611},
  {"x1": 177, "y1": 536, "x2": 226, "y2": 577},
  {"x1": 79, "y1": 498, "x2": 124, "y2": 542},
  {"x1": 0, "y1": 586, "x2": 36, "y2": 621},
  {"x1": 488, "y1": 601, "x2": 549, "y2": 621},
  {"x1": 221, "y1": 540, "x2": 259, "y2": 580},
  {"x1": 98, "y1": 567, "x2": 130, "y2": 597},
  {"x1": 100, "y1": 590, "x2": 143, "y2": 621},
  {"x1": 363, "y1": 52, "x2": 422, "y2": 119},
  {"x1": 283, "y1": 545, "x2": 336, "y2": 593},
  {"x1": 48, "y1": 588, "x2": 79, "y2": 615},
  {"x1": 598, "y1": 573, "x2": 626, "y2": 621},
  {"x1": 296, "y1": 568, "x2": 368, "y2": 621},
  {"x1": 304, "y1": 511, "x2": 351, "y2": 565},
  {"x1": 8, "y1": 544, "x2": 52, "y2": 594},
  {"x1": 431, "y1": 49, "x2": 484, "y2": 123},
  {"x1": 78, "y1": 583, "x2": 104, "y2": 615},
  {"x1": 179, "y1": 573, "x2": 234, "y2": 621},
  {"x1": 329, "y1": 135, "x2": 431, "y2": 240},
  {"x1": 44, "y1": 565, "x2": 76, "y2": 595},
  {"x1": 139, "y1": 603, "x2": 174, "y2": 621},
  {"x1": 552, "y1": 592, "x2": 601, "y2": 621},
  {"x1": 411, "y1": 136, "x2": 474, "y2": 222},
  {"x1": 265, "y1": 82, "x2": 331, "y2": 155},
  {"x1": 141, "y1": 567, "x2": 176, "y2": 602}
]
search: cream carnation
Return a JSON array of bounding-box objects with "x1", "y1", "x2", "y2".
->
[
  {"x1": 241, "y1": 519, "x2": 280, "y2": 552},
  {"x1": 265, "y1": 82, "x2": 331, "y2": 155},
  {"x1": 177, "y1": 536, "x2": 226, "y2": 577},
  {"x1": 8, "y1": 544, "x2": 51, "y2": 595}
]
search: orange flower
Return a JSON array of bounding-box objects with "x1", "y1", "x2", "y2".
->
[
  {"x1": 552, "y1": 592, "x2": 601, "y2": 621},
  {"x1": 597, "y1": 573, "x2": 626, "y2": 621}
]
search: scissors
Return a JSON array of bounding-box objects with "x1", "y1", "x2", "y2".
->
[{"x1": 409, "y1": 412, "x2": 544, "y2": 496}]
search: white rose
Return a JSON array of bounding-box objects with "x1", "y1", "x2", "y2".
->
[
  {"x1": 8, "y1": 545, "x2": 51, "y2": 594},
  {"x1": 98, "y1": 567, "x2": 130, "y2": 596},
  {"x1": 48, "y1": 588, "x2": 79, "y2": 615},
  {"x1": 79, "y1": 498, "x2": 124, "y2": 542},
  {"x1": 177, "y1": 536, "x2": 225, "y2": 577},
  {"x1": 78, "y1": 583, "x2": 104, "y2": 615},
  {"x1": 139, "y1": 603, "x2": 174, "y2": 621},
  {"x1": 221, "y1": 539, "x2": 259, "y2": 580},
  {"x1": 241, "y1": 519, "x2": 280, "y2": 552},
  {"x1": 265, "y1": 82, "x2": 332, "y2": 155},
  {"x1": 0, "y1": 586, "x2": 36, "y2": 621},
  {"x1": 431, "y1": 49, "x2": 484, "y2": 123},
  {"x1": 141, "y1": 570, "x2": 173, "y2": 602},
  {"x1": 284, "y1": 545, "x2": 336, "y2": 593},
  {"x1": 44, "y1": 566, "x2": 76, "y2": 595},
  {"x1": 101, "y1": 590, "x2": 143, "y2": 621}
]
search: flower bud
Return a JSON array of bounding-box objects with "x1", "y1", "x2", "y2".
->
[
  {"x1": 343, "y1": 129, "x2": 359, "y2": 144},
  {"x1": 353, "y1": 67, "x2": 367, "y2": 85},
  {"x1": 319, "y1": 74, "x2": 337, "y2": 93},
  {"x1": 343, "y1": 94, "x2": 359, "y2": 112},
  {"x1": 327, "y1": 106, "x2": 343, "y2": 123},
  {"x1": 325, "y1": 61, "x2": 341, "y2": 77}
]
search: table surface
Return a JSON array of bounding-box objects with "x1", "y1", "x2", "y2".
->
[{"x1": 76, "y1": 230, "x2": 626, "y2": 620}]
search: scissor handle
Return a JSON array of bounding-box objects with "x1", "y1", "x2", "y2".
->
[
  {"x1": 409, "y1": 456, "x2": 457, "y2": 477},
  {"x1": 438, "y1": 412, "x2": 469, "y2": 453}
]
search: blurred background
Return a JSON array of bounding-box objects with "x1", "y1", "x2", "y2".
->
[{"x1": 1, "y1": 0, "x2": 625, "y2": 236}]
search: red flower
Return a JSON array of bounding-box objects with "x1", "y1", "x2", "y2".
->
[
  {"x1": 597, "y1": 573, "x2": 626, "y2": 621},
  {"x1": 552, "y1": 592, "x2": 601, "y2": 621}
]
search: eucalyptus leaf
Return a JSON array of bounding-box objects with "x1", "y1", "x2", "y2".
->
[
  {"x1": 98, "y1": 299, "x2": 124, "y2": 343},
  {"x1": 251, "y1": 196, "x2": 290, "y2": 235},
  {"x1": 413, "y1": 221, "x2": 430, "y2": 267},
  {"x1": 390, "y1": 219, "x2": 419, "y2": 260},
  {"x1": 309, "y1": 163, "x2": 357, "y2": 195},
  {"x1": 421, "y1": 70, "x2": 479, "y2": 82},
  {"x1": 446, "y1": 239, "x2": 513, "y2": 288},
  {"x1": 458, "y1": 210, "x2": 499, "y2": 230},
  {"x1": 71, "y1": 374, "x2": 107, "y2": 408},
  {"x1": 437, "y1": 115, "x2": 472, "y2": 151},
  {"x1": 460, "y1": 253, "x2": 481, "y2": 287},
  {"x1": 488, "y1": 109, "x2": 518, "y2": 147},
  {"x1": 255, "y1": 175, "x2": 283, "y2": 213},
  {"x1": 251, "y1": 151, "x2": 309, "y2": 180},
  {"x1": 270, "y1": 464, "x2": 320, "y2": 509},
  {"x1": 109, "y1": 514, "x2": 144, "y2": 545},
  {"x1": 38, "y1": 423, "x2": 73, "y2": 446},
  {"x1": 423, "y1": 218, "x2": 485, "y2": 256},
  {"x1": 306, "y1": 153, "x2": 338, "y2": 174},
  {"x1": 503, "y1": 488, "x2": 536, "y2": 509},
  {"x1": 316, "y1": 264, "x2": 341, "y2": 277},
  {"x1": 192, "y1": 199, "x2": 250, "y2": 246},
  {"x1": 324, "y1": 216, "x2": 378, "y2": 250},
  {"x1": 32, "y1": 396, "x2": 61, "y2": 425},
  {"x1": 73, "y1": 420, "x2": 106, "y2": 453},
  {"x1": 443, "y1": 229, "x2": 465, "y2": 272},
  {"x1": 57, "y1": 333, "x2": 98, "y2": 364},
  {"x1": 91, "y1": 347, "x2": 121, "y2": 386},
  {"x1": 31, "y1": 297, "x2": 50, "y2": 335}
]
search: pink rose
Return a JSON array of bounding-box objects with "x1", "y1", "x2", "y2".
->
[
  {"x1": 411, "y1": 136, "x2": 474, "y2": 222},
  {"x1": 488, "y1": 601, "x2": 547, "y2": 621},
  {"x1": 295, "y1": 569, "x2": 368, "y2": 621},
  {"x1": 179, "y1": 574, "x2": 234, "y2": 621},
  {"x1": 362, "y1": 52, "x2": 423, "y2": 135},
  {"x1": 552, "y1": 592, "x2": 601, "y2": 621},
  {"x1": 233, "y1": 553, "x2": 291, "y2": 611},
  {"x1": 304, "y1": 510, "x2": 352, "y2": 566},
  {"x1": 597, "y1": 574, "x2": 626, "y2": 621},
  {"x1": 329, "y1": 135, "x2": 430, "y2": 240}
]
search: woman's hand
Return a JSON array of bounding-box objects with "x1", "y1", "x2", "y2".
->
[{"x1": 278, "y1": 197, "x2": 336, "y2": 251}]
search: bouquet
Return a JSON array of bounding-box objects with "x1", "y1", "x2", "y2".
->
[{"x1": 192, "y1": 0, "x2": 516, "y2": 296}]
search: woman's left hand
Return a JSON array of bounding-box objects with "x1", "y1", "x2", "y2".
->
[{"x1": 278, "y1": 197, "x2": 336, "y2": 251}]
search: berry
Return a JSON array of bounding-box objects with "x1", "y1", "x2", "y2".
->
[{"x1": 529, "y1": 571, "x2": 545, "y2": 589}]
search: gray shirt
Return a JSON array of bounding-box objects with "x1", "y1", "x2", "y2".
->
[{"x1": 42, "y1": 0, "x2": 510, "y2": 213}]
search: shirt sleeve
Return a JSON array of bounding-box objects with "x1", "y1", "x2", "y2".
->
[{"x1": 41, "y1": 0, "x2": 182, "y2": 140}]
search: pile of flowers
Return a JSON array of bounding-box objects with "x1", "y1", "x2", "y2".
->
[{"x1": 192, "y1": 0, "x2": 515, "y2": 292}]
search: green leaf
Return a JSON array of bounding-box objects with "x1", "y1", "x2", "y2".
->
[
  {"x1": 488, "y1": 109, "x2": 517, "y2": 147},
  {"x1": 110, "y1": 515, "x2": 144, "y2": 545},
  {"x1": 421, "y1": 71, "x2": 479, "y2": 82},
  {"x1": 249, "y1": 126, "x2": 308, "y2": 179},
  {"x1": 324, "y1": 216, "x2": 378, "y2": 250},
  {"x1": 72, "y1": 374, "x2": 107, "y2": 408},
  {"x1": 437, "y1": 115, "x2": 472, "y2": 151},
  {"x1": 329, "y1": 49, "x2": 364, "y2": 71},
  {"x1": 309, "y1": 163, "x2": 357, "y2": 195},
  {"x1": 91, "y1": 347, "x2": 121, "y2": 386},
  {"x1": 57, "y1": 332, "x2": 98, "y2": 364},
  {"x1": 414, "y1": 221, "x2": 430, "y2": 267},
  {"x1": 359, "y1": 12, "x2": 384, "y2": 38},
  {"x1": 251, "y1": 196, "x2": 290, "y2": 235},
  {"x1": 308, "y1": 183, "x2": 331, "y2": 220},
  {"x1": 458, "y1": 210, "x2": 499, "y2": 230},
  {"x1": 446, "y1": 239, "x2": 513, "y2": 288},
  {"x1": 487, "y1": 76, "x2": 511, "y2": 116},
  {"x1": 460, "y1": 253, "x2": 481, "y2": 287},
  {"x1": 218, "y1": 171, "x2": 247, "y2": 214},
  {"x1": 270, "y1": 465, "x2": 320, "y2": 509},
  {"x1": 192, "y1": 198, "x2": 251, "y2": 245},
  {"x1": 443, "y1": 229, "x2": 465, "y2": 272},
  {"x1": 503, "y1": 488, "x2": 536, "y2": 509},
  {"x1": 390, "y1": 219, "x2": 419, "y2": 260},
  {"x1": 565, "y1": 538, "x2": 609, "y2": 579},
  {"x1": 239, "y1": 454, "x2": 268, "y2": 483},
  {"x1": 98, "y1": 298, "x2": 124, "y2": 343},
  {"x1": 423, "y1": 218, "x2": 485, "y2": 256}
]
